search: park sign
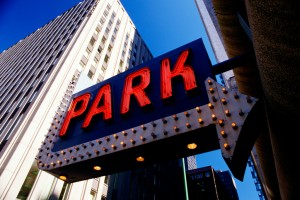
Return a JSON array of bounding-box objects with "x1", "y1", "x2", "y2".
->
[{"x1": 36, "y1": 39, "x2": 259, "y2": 183}]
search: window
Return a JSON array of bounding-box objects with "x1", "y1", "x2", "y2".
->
[
  {"x1": 24, "y1": 87, "x2": 33, "y2": 97},
  {"x1": 16, "y1": 162, "x2": 39, "y2": 199},
  {"x1": 90, "y1": 190, "x2": 97, "y2": 200},
  {"x1": 114, "y1": 28, "x2": 118, "y2": 34},
  {"x1": 101, "y1": 65, "x2": 107, "y2": 71},
  {"x1": 104, "y1": 176, "x2": 109, "y2": 184},
  {"x1": 46, "y1": 64, "x2": 55, "y2": 74},
  {"x1": 90, "y1": 37, "x2": 96, "y2": 46},
  {"x1": 34, "y1": 82, "x2": 44, "y2": 92},
  {"x1": 198, "y1": 174, "x2": 203, "y2": 179},
  {"x1": 108, "y1": 45, "x2": 112, "y2": 52},
  {"x1": 0, "y1": 112, "x2": 8, "y2": 124},
  {"x1": 56, "y1": 51, "x2": 62, "y2": 58},
  {"x1": 36, "y1": 70, "x2": 44, "y2": 79},
  {"x1": 205, "y1": 172, "x2": 210, "y2": 177},
  {"x1": 130, "y1": 41, "x2": 133, "y2": 50},
  {"x1": 97, "y1": 74, "x2": 104, "y2": 83},
  {"x1": 80, "y1": 59, "x2": 86, "y2": 68},
  {"x1": 104, "y1": 55, "x2": 109, "y2": 63},
  {"x1": 54, "y1": 45, "x2": 60, "y2": 52},
  {"x1": 112, "y1": 12, "x2": 116, "y2": 18},
  {"x1": 54, "y1": 38, "x2": 60, "y2": 45},
  {"x1": 64, "y1": 38, "x2": 70, "y2": 46},
  {"x1": 62, "y1": 34, "x2": 67, "y2": 40},
  {"x1": 90, "y1": 65, "x2": 96, "y2": 73},
  {"x1": 58, "y1": 182, "x2": 68, "y2": 200},
  {"x1": 119, "y1": 60, "x2": 123, "y2": 68},
  {"x1": 93, "y1": 56, "x2": 99, "y2": 64},
  {"x1": 87, "y1": 70, "x2": 94, "y2": 79},
  {"x1": 110, "y1": 36, "x2": 115, "y2": 44},
  {"x1": 46, "y1": 55, "x2": 53, "y2": 64},
  {"x1": 101, "y1": 37, "x2": 107, "y2": 44},
  {"x1": 84, "y1": 48, "x2": 91, "y2": 58},
  {"x1": 97, "y1": 46, "x2": 103, "y2": 54},
  {"x1": 108, "y1": 20, "x2": 113, "y2": 27},
  {"x1": 14, "y1": 92, "x2": 23, "y2": 102},
  {"x1": 95, "y1": 26, "x2": 101, "y2": 35},
  {"x1": 104, "y1": 10, "x2": 109, "y2": 17},
  {"x1": 100, "y1": 17, "x2": 105, "y2": 24}
]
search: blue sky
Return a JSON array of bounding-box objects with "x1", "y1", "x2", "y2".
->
[{"x1": 0, "y1": 0, "x2": 260, "y2": 199}]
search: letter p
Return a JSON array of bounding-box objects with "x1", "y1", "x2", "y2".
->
[{"x1": 59, "y1": 93, "x2": 91, "y2": 137}]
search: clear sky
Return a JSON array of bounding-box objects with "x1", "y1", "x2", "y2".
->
[{"x1": 0, "y1": 0, "x2": 260, "y2": 199}]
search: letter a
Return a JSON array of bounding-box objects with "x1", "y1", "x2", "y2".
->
[{"x1": 82, "y1": 84, "x2": 112, "y2": 128}]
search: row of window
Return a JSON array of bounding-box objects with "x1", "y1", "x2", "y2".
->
[
  {"x1": 83, "y1": 4, "x2": 120, "y2": 82},
  {"x1": 0, "y1": 0, "x2": 93, "y2": 148}
]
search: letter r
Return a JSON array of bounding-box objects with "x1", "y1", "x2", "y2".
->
[{"x1": 120, "y1": 67, "x2": 152, "y2": 114}]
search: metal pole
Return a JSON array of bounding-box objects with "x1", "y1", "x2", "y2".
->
[{"x1": 182, "y1": 158, "x2": 189, "y2": 200}]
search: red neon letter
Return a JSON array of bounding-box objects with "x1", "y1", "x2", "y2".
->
[
  {"x1": 161, "y1": 49, "x2": 197, "y2": 99},
  {"x1": 82, "y1": 84, "x2": 112, "y2": 128},
  {"x1": 120, "y1": 67, "x2": 152, "y2": 114},
  {"x1": 59, "y1": 93, "x2": 90, "y2": 137}
]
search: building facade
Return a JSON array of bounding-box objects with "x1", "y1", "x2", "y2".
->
[
  {"x1": 194, "y1": 0, "x2": 234, "y2": 89},
  {"x1": 194, "y1": 1, "x2": 270, "y2": 199},
  {"x1": 0, "y1": 0, "x2": 153, "y2": 199},
  {"x1": 106, "y1": 159, "x2": 186, "y2": 200},
  {"x1": 186, "y1": 166, "x2": 239, "y2": 200}
]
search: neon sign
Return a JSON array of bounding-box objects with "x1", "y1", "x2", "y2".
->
[
  {"x1": 59, "y1": 49, "x2": 198, "y2": 137},
  {"x1": 37, "y1": 39, "x2": 258, "y2": 182},
  {"x1": 52, "y1": 39, "x2": 212, "y2": 151}
]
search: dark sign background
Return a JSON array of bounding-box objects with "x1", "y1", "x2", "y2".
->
[{"x1": 53, "y1": 38, "x2": 213, "y2": 151}]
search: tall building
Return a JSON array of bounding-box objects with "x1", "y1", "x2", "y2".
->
[
  {"x1": 194, "y1": 0, "x2": 234, "y2": 89},
  {"x1": 186, "y1": 166, "x2": 239, "y2": 200},
  {"x1": 0, "y1": 0, "x2": 153, "y2": 199},
  {"x1": 194, "y1": 1, "x2": 269, "y2": 199},
  {"x1": 215, "y1": 170, "x2": 239, "y2": 200},
  {"x1": 106, "y1": 159, "x2": 186, "y2": 200}
]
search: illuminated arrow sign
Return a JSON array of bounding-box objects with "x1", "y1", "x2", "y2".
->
[{"x1": 36, "y1": 39, "x2": 258, "y2": 182}]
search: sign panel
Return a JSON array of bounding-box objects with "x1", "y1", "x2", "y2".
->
[
  {"x1": 37, "y1": 38, "x2": 258, "y2": 182},
  {"x1": 53, "y1": 39, "x2": 213, "y2": 151}
]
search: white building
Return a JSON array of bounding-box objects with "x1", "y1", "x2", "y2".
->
[
  {"x1": 194, "y1": 1, "x2": 266, "y2": 198},
  {"x1": 194, "y1": 0, "x2": 235, "y2": 89},
  {"x1": 0, "y1": 0, "x2": 152, "y2": 199}
]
